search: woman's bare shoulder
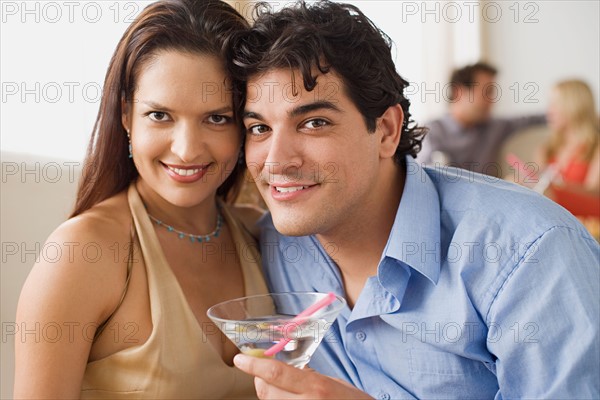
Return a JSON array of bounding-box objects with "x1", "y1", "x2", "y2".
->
[
  {"x1": 62, "y1": 191, "x2": 131, "y2": 237},
  {"x1": 18, "y1": 191, "x2": 133, "y2": 324},
  {"x1": 14, "y1": 190, "x2": 136, "y2": 397}
]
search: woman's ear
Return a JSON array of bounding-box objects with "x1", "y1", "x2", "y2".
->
[
  {"x1": 377, "y1": 104, "x2": 404, "y2": 159},
  {"x1": 121, "y1": 98, "x2": 131, "y2": 132}
]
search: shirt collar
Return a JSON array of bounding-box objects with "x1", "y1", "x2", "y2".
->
[{"x1": 381, "y1": 157, "x2": 441, "y2": 285}]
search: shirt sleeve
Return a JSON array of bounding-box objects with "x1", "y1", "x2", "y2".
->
[
  {"x1": 486, "y1": 225, "x2": 600, "y2": 399},
  {"x1": 502, "y1": 114, "x2": 547, "y2": 141}
]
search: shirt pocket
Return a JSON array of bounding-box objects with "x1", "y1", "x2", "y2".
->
[{"x1": 408, "y1": 349, "x2": 498, "y2": 399}]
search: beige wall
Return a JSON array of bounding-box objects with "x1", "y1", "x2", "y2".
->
[{"x1": 1, "y1": 152, "x2": 80, "y2": 398}]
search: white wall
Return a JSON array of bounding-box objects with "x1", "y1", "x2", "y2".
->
[
  {"x1": 484, "y1": 0, "x2": 600, "y2": 117},
  {"x1": 1, "y1": 1, "x2": 134, "y2": 161},
  {"x1": 355, "y1": 0, "x2": 600, "y2": 120}
]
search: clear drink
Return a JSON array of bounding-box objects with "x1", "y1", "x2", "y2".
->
[
  {"x1": 225, "y1": 317, "x2": 329, "y2": 368},
  {"x1": 207, "y1": 293, "x2": 345, "y2": 369}
]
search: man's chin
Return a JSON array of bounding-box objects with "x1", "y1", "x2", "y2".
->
[
  {"x1": 271, "y1": 214, "x2": 317, "y2": 237},
  {"x1": 273, "y1": 222, "x2": 311, "y2": 237}
]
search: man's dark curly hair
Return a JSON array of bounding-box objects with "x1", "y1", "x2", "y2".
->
[{"x1": 231, "y1": 0, "x2": 426, "y2": 162}]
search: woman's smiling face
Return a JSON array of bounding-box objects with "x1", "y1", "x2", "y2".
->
[{"x1": 123, "y1": 50, "x2": 240, "y2": 208}]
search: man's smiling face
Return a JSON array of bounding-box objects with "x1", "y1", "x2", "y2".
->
[{"x1": 243, "y1": 68, "x2": 384, "y2": 237}]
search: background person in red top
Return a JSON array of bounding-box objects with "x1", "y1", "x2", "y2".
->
[
  {"x1": 538, "y1": 79, "x2": 600, "y2": 220},
  {"x1": 541, "y1": 79, "x2": 600, "y2": 190}
]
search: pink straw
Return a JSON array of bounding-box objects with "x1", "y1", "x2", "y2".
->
[
  {"x1": 263, "y1": 292, "x2": 337, "y2": 357},
  {"x1": 506, "y1": 153, "x2": 538, "y2": 180}
]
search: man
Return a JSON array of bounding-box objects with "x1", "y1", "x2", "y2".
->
[
  {"x1": 417, "y1": 62, "x2": 546, "y2": 177},
  {"x1": 231, "y1": 2, "x2": 600, "y2": 399}
]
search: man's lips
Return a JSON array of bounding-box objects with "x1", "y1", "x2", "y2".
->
[
  {"x1": 267, "y1": 182, "x2": 319, "y2": 200},
  {"x1": 271, "y1": 184, "x2": 316, "y2": 193}
]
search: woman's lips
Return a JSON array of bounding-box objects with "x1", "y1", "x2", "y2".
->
[{"x1": 162, "y1": 162, "x2": 211, "y2": 183}]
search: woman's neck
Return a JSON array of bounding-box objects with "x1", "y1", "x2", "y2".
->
[{"x1": 135, "y1": 180, "x2": 220, "y2": 235}]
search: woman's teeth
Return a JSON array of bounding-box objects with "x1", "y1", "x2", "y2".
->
[{"x1": 168, "y1": 166, "x2": 201, "y2": 176}]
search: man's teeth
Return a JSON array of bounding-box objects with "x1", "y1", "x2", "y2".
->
[
  {"x1": 168, "y1": 166, "x2": 201, "y2": 176},
  {"x1": 275, "y1": 186, "x2": 308, "y2": 193}
]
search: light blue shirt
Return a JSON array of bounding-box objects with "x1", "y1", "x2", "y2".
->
[{"x1": 259, "y1": 157, "x2": 600, "y2": 400}]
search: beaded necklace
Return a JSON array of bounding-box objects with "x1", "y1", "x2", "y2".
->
[{"x1": 147, "y1": 211, "x2": 223, "y2": 243}]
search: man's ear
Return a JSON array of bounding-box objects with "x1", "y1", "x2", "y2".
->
[
  {"x1": 121, "y1": 97, "x2": 131, "y2": 132},
  {"x1": 377, "y1": 104, "x2": 404, "y2": 159}
]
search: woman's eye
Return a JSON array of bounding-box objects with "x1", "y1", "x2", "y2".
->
[
  {"x1": 303, "y1": 119, "x2": 328, "y2": 129},
  {"x1": 148, "y1": 111, "x2": 170, "y2": 122},
  {"x1": 247, "y1": 124, "x2": 270, "y2": 136},
  {"x1": 208, "y1": 115, "x2": 232, "y2": 125}
]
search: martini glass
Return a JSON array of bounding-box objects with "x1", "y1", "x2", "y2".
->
[{"x1": 207, "y1": 292, "x2": 346, "y2": 368}]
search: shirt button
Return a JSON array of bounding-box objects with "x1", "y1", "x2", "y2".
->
[
  {"x1": 355, "y1": 331, "x2": 366, "y2": 341},
  {"x1": 378, "y1": 392, "x2": 390, "y2": 400}
]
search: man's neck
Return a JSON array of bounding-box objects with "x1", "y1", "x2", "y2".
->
[
  {"x1": 316, "y1": 161, "x2": 405, "y2": 307},
  {"x1": 450, "y1": 108, "x2": 474, "y2": 129}
]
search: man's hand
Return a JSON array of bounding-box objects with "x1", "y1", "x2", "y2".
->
[{"x1": 233, "y1": 354, "x2": 373, "y2": 400}]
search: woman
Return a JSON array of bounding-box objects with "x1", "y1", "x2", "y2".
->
[
  {"x1": 536, "y1": 79, "x2": 600, "y2": 218},
  {"x1": 541, "y1": 79, "x2": 600, "y2": 193},
  {"x1": 14, "y1": 1, "x2": 267, "y2": 398}
]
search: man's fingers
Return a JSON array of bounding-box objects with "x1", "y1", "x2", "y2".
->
[
  {"x1": 234, "y1": 354, "x2": 304, "y2": 393},
  {"x1": 235, "y1": 355, "x2": 372, "y2": 400},
  {"x1": 254, "y1": 377, "x2": 304, "y2": 400}
]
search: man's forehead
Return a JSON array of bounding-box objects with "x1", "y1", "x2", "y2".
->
[
  {"x1": 246, "y1": 68, "x2": 345, "y2": 104},
  {"x1": 248, "y1": 68, "x2": 294, "y2": 84}
]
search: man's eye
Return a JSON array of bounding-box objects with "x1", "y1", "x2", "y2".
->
[
  {"x1": 208, "y1": 115, "x2": 232, "y2": 125},
  {"x1": 148, "y1": 112, "x2": 170, "y2": 122},
  {"x1": 303, "y1": 119, "x2": 328, "y2": 129},
  {"x1": 247, "y1": 124, "x2": 270, "y2": 135}
]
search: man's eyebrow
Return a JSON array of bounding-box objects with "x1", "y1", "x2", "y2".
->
[
  {"x1": 243, "y1": 111, "x2": 262, "y2": 120},
  {"x1": 243, "y1": 101, "x2": 342, "y2": 120},
  {"x1": 289, "y1": 101, "x2": 342, "y2": 118}
]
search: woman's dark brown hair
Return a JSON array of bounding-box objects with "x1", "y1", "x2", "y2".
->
[{"x1": 70, "y1": 0, "x2": 249, "y2": 218}]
